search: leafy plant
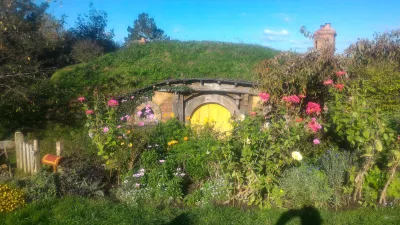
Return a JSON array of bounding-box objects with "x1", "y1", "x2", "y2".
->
[
  {"x1": 279, "y1": 164, "x2": 333, "y2": 208},
  {"x1": 0, "y1": 184, "x2": 26, "y2": 213}
]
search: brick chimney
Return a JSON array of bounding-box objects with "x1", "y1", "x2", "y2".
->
[{"x1": 314, "y1": 23, "x2": 336, "y2": 52}]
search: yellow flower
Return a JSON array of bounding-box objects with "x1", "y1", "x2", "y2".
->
[
  {"x1": 184, "y1": 137, "x2": 189, "y2": 141},
  {"x1": 126, "y1": 130, "x2": 131, "y2": 134},
  {"x1": 185, "y1": 116, "x2": 191, "y2": 120},
  {"x1": 129, "y1": 143, "x2": 133, "y2": 147},
  {"x1": 170, "y1": 113, "x2": 175, "y2": 118},
  {"x1": 121, "y1": 142, "x2": 125, "y2": 146},
  {"x1": 291, "y1": 151, "x2": 303, "y2": 161}
]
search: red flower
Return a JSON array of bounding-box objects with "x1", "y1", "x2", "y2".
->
[
  {"x1": 258, "y1": 92, "x2": 270, "y2": 103},
  {"x1": 334, "y1": 84, "x2": 345, "y2": 91},
  {"x1": 323, "y1": 79, "x2": 333, "y2": 85},
  {"x1": 336, "y1": 71, "x2": 346, "y2": 77},
  {"x1": 85, "y1": 109, "x2": 94, "y2": 115},
  {"x1": 78, "y1": 96, "x2": 85, "y2": 103},
  {"x1": 250, "y1": 111, "x2": 257, "y2": 116},
  {"x1": 107, "y1": 99, "x2": 119, "y2": 107},
  {"x1": 298, "y1": 94, "x2": 306, "y2": 99},
  {"x1": 308, "y1": 118, "x2": 322, "y2": 132},
  {"x1": 306, "y1": 102, "x2": 322, "y2": 115}
]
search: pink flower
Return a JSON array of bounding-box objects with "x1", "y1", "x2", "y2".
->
[
  {"x1": 103, "y1": 127, "x2": 109, "y2": 133},
  {"x1": 107, "y1": 99, "x2": 119, "y2": 107},
  {"x1": 85, "y1": 109, "x2": 94, "y2": 115},
  {"x1": 313, "y1": 139, "x2": 320, "y2": 145},
  {"x1": 117, "y1": 125, "x2": 122, "y2": 129},
  {"x1": 282, "y1": 95, "x2": 300, "y2": 103},
  {"x1": 148, "y1": 114, "x2": 155, "y2": 120},
  {"x1": 323, "y1": 79, "x2": 333, "y2": 85},
  {"x1": 131, "y1": 96, "x2": 135, "y2": 99},
  {"x1": 308, "y1": 118, "x2": 322, "y2": 132},
  {"x1": 78, "y1": 96, "x2": 85, "y2": 103},
  {"x1": 159, "y1": 160, "x2": 165, "y2": 163},
  {"x1": 137, "y1": 111, "x2": 142, "y2": 117},
  {"x1": 306, "y1": 102, "x2": 322, "y2": 115},
  {"x1": 334, "y1": 84, "x2": 345, "y2": 91},
  {"x1": 258, "y1": 92, "x2": 270, "y2": 103},
  {"x1": 120, "y1": 117, "x2": 125, "y2": 121},
  {"x1": 138, "y1": 122, "x2": 144, "y2": 126},
  {"x1": 121, "y1": 99, "x2": 127, "y2": 103},
  {"x1": 336, "y1": 71, "x2": 346, "y2": 77},
  {"x1": 124, "y1": 115, "x2": 131, "y2": 120},
  {"x1": 146, "y1": 105, "x2": 151, "y2": 109},
  {"x1": 135, "y1": 183, "x2": 140, "y2": 188},
  {"x1": 250, "y1": 111, "x2": 257, "y2": 116}
]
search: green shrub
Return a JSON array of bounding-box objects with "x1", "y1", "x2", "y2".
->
[
  {"x1": 18, "y1": 170, "x2": 59, "y2": 202},
  {"x1": 279, "y1": 164, "x2": 333, "y2": 208},
  {"x1": 57, "y1": 156, "x2": 108, "y2": 197},
  {"x1": 184, "y1": 177, "x2": 228, "y2": 207},
  {"x1": 319, "y1": 149, "x2": 352, "y2": 207},
  {"x1": 116, "y1": 150, "x2": 185, "y2": 206}
]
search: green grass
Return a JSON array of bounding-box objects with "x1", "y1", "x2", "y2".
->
[
  {"x1": 1, "y1": 196, "x2": 400, "y2": 225},
  {"x1": 51, "y1": 41, "x2": 277, "y2": 96}
]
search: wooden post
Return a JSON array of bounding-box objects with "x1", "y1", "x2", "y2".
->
[
  {"x1": 33, "y1": 140, "x2": 40, "y2": 173},
  {"x1": 27, "y1": 143, "x2": 32, "y2": 173},
  {"x1": 15, "y1": 132, "x2": 24, "y2": 170},
  {"x1": 56, "y1": 141, "x2": 64, "y2": 156},
  {"x1": 22, "y1": 143, "x2": 27, "y2": 173}
]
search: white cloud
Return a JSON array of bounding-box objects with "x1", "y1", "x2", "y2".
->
[
  {"x1": 264, "y1": 29, "x2": 289, "y2": 36},
  {"x1": 173, "y1": 28, "x2": 181, "y2": 33}
]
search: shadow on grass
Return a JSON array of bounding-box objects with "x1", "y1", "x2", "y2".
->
[
  {"x1": 164, "y1": 212, "x2": 192, "y2": 225},
  {"x1": 275, "y1": 206, "x2": 322, "y2": 225}
]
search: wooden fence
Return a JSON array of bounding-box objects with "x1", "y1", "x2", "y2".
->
[{"x1": 15, "y1": 132, "x2": 40, "y2": 174}]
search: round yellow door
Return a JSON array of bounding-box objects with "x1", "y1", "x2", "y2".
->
[{"x1": 190, "y1": 103, "x2": 232, "y2": 133}]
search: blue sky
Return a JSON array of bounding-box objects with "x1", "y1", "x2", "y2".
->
[{"x1": 42, "y1": 0, "x2": 400, "y2": 53}]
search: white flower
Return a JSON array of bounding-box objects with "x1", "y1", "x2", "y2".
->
[
  {"x1": 291, "y1": 151, "x2": 303, "y2": 161},
  {"x1": 264, "y1": 122, "x2": 270, "y2": 129},
  {"x1": 246, "y1": 138, "x2": 251, "y2": 145},
  {"x1": 239, "y1": 114, "x2": 245, "y2": 121}
]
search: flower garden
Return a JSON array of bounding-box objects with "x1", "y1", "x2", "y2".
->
[{"x1": 1, "y1": 31, "x2": 400, "y2": 224}]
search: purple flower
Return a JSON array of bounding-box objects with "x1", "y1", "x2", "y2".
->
[
  {"x1": 313, "y1": 139, "x2": 320, "y2": 145},
  {"x1": 103, "y1": 127, "x2": 109, "y2": 133}
]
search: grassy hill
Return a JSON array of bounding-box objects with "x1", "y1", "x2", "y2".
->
[{"x1": 52, "y1": 41, "x2": 277, "y2": 95}]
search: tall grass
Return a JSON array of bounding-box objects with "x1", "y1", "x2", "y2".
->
[{"x1": 1, "y1": 196, "x2": 399, "y2": 225}]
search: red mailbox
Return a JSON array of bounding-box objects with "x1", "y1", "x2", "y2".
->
[{"x1": 41, "y1": 154, "x2": 63, "y2": 172}]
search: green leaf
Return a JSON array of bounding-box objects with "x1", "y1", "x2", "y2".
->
[
  {"x1": 362, "y1": 130, "x2": 370, "y2": 138},
  {"x1": 375, "y1": 140, "x2": 383, "y2": 152}
]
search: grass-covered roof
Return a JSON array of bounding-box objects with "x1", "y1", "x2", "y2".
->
[{"x1": 52, "y1": 41, "x2": 277, "y2": 95}]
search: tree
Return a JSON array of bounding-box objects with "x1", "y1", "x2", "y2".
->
[
  {"x1": 0, "y1": 0, "x2": 72, "y2": 138},
  {"x1": 69, "y1": 3, "x2": 117, "y2": 53},
  {"x1": 125, "y1": 13, "x2": 169, "y2": 43}
]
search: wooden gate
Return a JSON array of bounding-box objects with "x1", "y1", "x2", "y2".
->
[{"x1": 15, "y1": 132, "x2": 40, "y2": 174}]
